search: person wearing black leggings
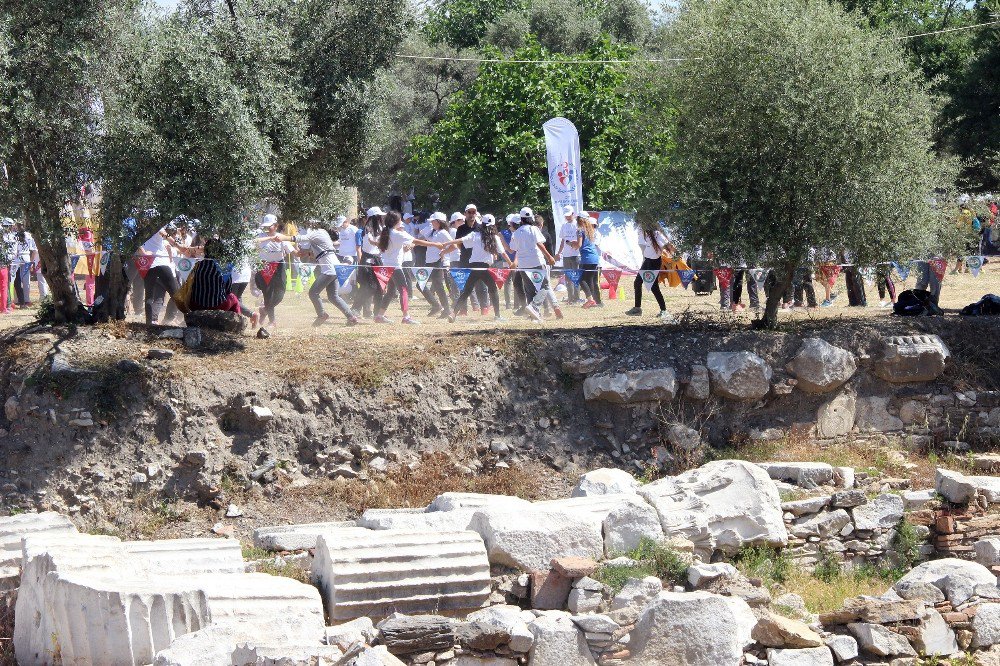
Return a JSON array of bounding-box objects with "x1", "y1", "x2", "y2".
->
[
  {"x1": 137, "y1": 226, "x2": 181, "y2": 325},
  {"x1": 445, "y1": 214, "x2": 514, "y2": 323},
  {"x1": 571, "y1": 215, "x2": 603, "y2": 308},
  {"x1": 253, "y1": 214, "x2": 290, "y2": 327},
  {"x1": 626, "y1": 226, "x2": 673, "y2": 321},
  {"x1": 422, "y1": 212, "x2": 455, "y2": 318}
]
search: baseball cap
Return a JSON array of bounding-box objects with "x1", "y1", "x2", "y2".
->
[
  {"x1": 450, "y1": 212, "x2": 464, "y2": 223},
  {"x1": 562, "y1": 205, "x2": 575, "y2": 217},
  {"x1": 260, "y1": 213, "x2": 278, "y2": 229},
  {"x1": 431, "y1": 212, "x2": 448, "y2": 222},
  {"x1": 403, "y1": 212, "x2": 414, "y2": 221},
  {"x1": 464, "y1": 203, "x2": 477, "y2": 212},
  {"x1": 482, "y1": 214, "x2": 496, "y2": 227},
  {"x1": 366, "y1": 206, "x2": 386, "y2": 217},
  {"x1": 335, "y1": 215, "x2": 347, "y2": 225},
  {"x1": 519, "y1": 207, "x2": 534, "y2": 220},
  {"x1": 505, "y1": 213, "x2": 519, "y2": 225}
]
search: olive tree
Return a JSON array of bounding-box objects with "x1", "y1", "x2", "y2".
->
[{"x1": 637, "y1": 0, "x2": 944, "y2": 328}]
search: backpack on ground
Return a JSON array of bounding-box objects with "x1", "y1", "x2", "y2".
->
[
  {"x1": 893, "y1": 289, "x2": 942, "y2": 316},
  {"x1": 960, "y1": 294, "x2": 1000, "y2": 316}
]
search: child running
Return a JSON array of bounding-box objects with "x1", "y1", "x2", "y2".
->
[
  {"x1": 444, "y1": 214, "x2": 515, "y2": 323},
  {"x1": 375, "y1": 211, "x2": 442, "y2": 325}
]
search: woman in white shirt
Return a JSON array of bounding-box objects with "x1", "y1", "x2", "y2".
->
[
  {"x1": 253, "y1": 214, "x2": 292, "y2": 328},
  {"x1": 374, "y1": 211, "x2": 442, "y2": 325},
  {"x1": 354, "y1": 207, "x2": 386, "y2": 319},
  {"x1": 625, "y1": 224, "x2": 673, "y2": 320},
  {"x1": 509, "y1": 207, "x2": 558, "y2": 322},
  {"x1": 136, "y1": 225, "x2": 182, "y2": 325},
  {"x1": 443, "y1": 214, "x2": 514, "y2": 323},
  {"x1": 422, "y1": 212, "x2": 455, "y2": 319}
]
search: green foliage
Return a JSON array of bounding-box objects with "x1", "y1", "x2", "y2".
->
[
  {"x1": 735, "y1": 545, "x2": 792, "y2": 585},
  {"x1": 425, "y1": 0, "x2": 528, "y2": 49},
  {"x1": 890, "y1": 519, "x2": 924, "y2": 571},
  {"x1": 404, "y1": 38, "x2": 670, "y2": 213},
  {"x1": 637, "y1": 0, "x2": 946, "y2": 321},
  {"x1": 941, "y1": 35, "x2": 1000, "y2": 190},
  {"x1": 596, "y1": 537, "x2": 689, "y2": 593},
  {"x1": 813, "y1": 550, "x2": 842, "y2": 583}
]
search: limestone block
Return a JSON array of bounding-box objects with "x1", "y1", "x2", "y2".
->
[
  {"x1": 786, "y1": 338, "x2": 856, "y2": 394},
  {"x1": 603, "y1": 498, "x2": 665, "y2": 556},
  {"x1": 571, "y1": 468, "x2": 640, "y2": 497},
  {"x1": 758, "y1": 462, "x2": 835, "y2": 488},
  {"x1": 471, "y1": 508, "x2": 603, "y2": 571},
  {"x1": 0, "y1": 511, "x2": 76, "y2": 567},
  {"x1": 611, "y1": 576, "x2": 663, "y2": 612},
  {"x1": 816, "y1": 393, "x2": 857, "y2": 438},
  {"x1": 751, "y1": 613, "x2": 824, "y2": 648},
  {"x1": 534, "y1": 494, "x2": 634, "y2": 521},
  {"x1": 359, "y1": 508, "x2": 476, "y2": 532},
  {"x1": 153, "y1": 626, "x2": 245, "y2": 666},
  {"x1": 687, "y1": 563, "x2": 738, "y2": 589},
  {"x1": 230, "y1": 642, "x2": 344, "y2": 665},
  {"x1": 854, "y1": 396, "x2": 904, "y2": 433},
  {"x1": 873, "y1": 334, "x2": 950, "y2": 383},
  {"x1": 312, "y1": 529, "x2": 491, "y2": 621},
  {"x1": 627, "y1": 591, "x2": 756, "y2": 666},
  {"x1": 124, "y1": 537, "x2": 245, "y2": 575},
  {"x1": 253, "y1": 521, "x2": 359, "y2": 551},
  {"x1": 428, "y1": 493, "x2": 532, "y2": 512},
  {"x1": 526, "y1": 614, "x2": 596, "y2": 666},
  {"x1": 851, "y1": 494, "x2": 904, "y2": 532},
  {"x1": 977, "y1": 539, "x2": 1000, "y2": 567},
  {"x1": 847, "y1": 623, "x2": 916, "y2": 657},
  {"x1": 825, "y1": 635, "x2": 858, "y2": 662},
  {"x1": 766, "y1": 647, "x2": 834, "y2": 666},
  {"x1": 781, "y1": 496, "x2": 831, "y2": 517},
  {"x1": 325, "y1": 617, "x2": 377, "y2": 649},
  {"x1": 466, "y1": 605, "x2": 534, "y2": 653},
  {"x1": 973, "y1": 603, "x2": 1000, "y2": 649},
  {"x1": 893, "y1": 558, "x2": 997, "y2": 606},
  {"x1": 582, "y1": 368, "x2": 677, "y2": 404},
  {"x1": 912, "y1": 608, "x2": 958, "y2": 656},
  {"x1": 936, "y1": 468, "x2": 1000, "y2": 505},
  {"x1": 706, "y1": 351, "x2": 772, "y2": 401}
]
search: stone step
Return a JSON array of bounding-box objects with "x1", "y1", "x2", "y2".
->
[
  {"x1": 124, "y1": 538, "x2": 245, "y2": 575},
  {"x1": 253, "y1": 521, "x2": 360, "y2": 551},
  {"x1": 0, "y1": 511, "x2": 77, "y2": 567},
  {"x1": 312, "y1": 530, "x2": 491, "y2": 621}
]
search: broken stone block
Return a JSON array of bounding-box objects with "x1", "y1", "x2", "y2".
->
[
  {"x1": 253, "y1": 521, "x2": 361, "y2": 552},
  {"x1": 582, "y1": 368, "x2": 677, "y2": 404},
  {"x1": 530, "y1": 569, "x2": 573, "y2": 610},
  {"x1": 571, "y1": 468, "x2": 640, "y2": 497},
  {"x1": 527, "y1": 614, "x2": 596, "y2": 666},
  {"x1": 786, "y1": 338, "x2": 856, "y2": 394},
  {"x1": 847, "y1": 622, "x2": 916, "y2": 657},
  {"x1": 311, "y1": 530, "x2": 491, "y2": 621},
  {"x1": 766, "y1": 646, "x2": 834, "y2": 666},
  {"x1": 0, "y1": 511, "x2": 77, "y2": 567},
  {"x1": 470, "y1": 508, "x2": 603, "y2": 571},
  {"x1": 706, "y1": 351, "x2": 772, "y2": 401},
  {"x1": 759, "y1": 462, "x2": 835, "y2": 488},
  {"x1": 816, "y1": 393, "x2": 856, "y2": 438},
  {"x1": 873, "y1": 334, "x2": 950, "y2": 383},
  {"x1": 377, "y1": 614, "x2": 455, "y2": 656}
]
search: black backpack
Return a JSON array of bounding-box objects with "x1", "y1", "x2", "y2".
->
[
  {"x1": 961, "y1": 294, "x2": 1000, "y2": 316},
  {"x1": 893, "y1": 289, "x2": 942, "y2": 316}
]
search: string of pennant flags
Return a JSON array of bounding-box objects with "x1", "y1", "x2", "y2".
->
[{"x1": 73, "y1": 252, "x2": 991, "y2": 296}]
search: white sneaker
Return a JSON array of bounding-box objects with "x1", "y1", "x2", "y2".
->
[
  {"x1": 656, "y1": 310, "x2": 677, "y2": 323},
  {"x1": 524, "y1": 304, "x2": 543, "y2": 322}
]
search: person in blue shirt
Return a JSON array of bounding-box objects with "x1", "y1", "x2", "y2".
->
[{"x1": 568, "y1": 214, "x2": 603, "y2": 308}]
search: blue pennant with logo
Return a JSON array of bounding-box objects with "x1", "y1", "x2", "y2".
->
[
  {"x1": 335, "y1": 264, "x2": 356, "y2": 287},
  {"x1": 678, "y1": 269, "x2": 695, "y2": 289},
  {"x1": 450, "y1": 268, "x2": 471, "y2": 292},
  {"x1": 564, "y1": 269, "x2": 582, "y2": 286}
]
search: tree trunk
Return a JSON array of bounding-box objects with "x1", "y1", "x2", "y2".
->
[
  {"x1": 755, "y1": 261, "x2": 797, "y2": 330},
  {"x1": 91, "y1": 254, "x2": 129, "y2": 322},
  {"x1": 35, "y1": 238, "x2": 80, "y2": 324}
]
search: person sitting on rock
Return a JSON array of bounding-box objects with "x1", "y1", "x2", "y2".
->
[{"x1": 187, "y1": 238, "x2": 258, "y2": 326}]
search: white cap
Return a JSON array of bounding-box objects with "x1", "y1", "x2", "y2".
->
[
  {"x1": 505, "y1": 213, "x2": 519, "y2": 225},
  {"x1": 403, "y1": 212, "x2": 414, "y2": 221},
  {"x1": 562, "y1": 205, "x2": 575, "y2": 217},
  {"x1": 450, "y1": 212, "x2": 464, "y2": 223},
  {"x1": 464, "y1": 203, "x2": 477, "y2": 212},
  {"x1": 366, "y1": 206, "x2": 386, "y2": 217},
  {"x1": 431, "y1": 211, "x2": 447, "y2": 222},
  {"x1": 261, "y1": 213, "x2": 278, "y2": 228},
  {"x1": 519, "y1": 207, "x2": 534, "y2": 220},
  {"x1": 0, "y1": 217, "x2": 13, "y2": 227},
  {"x1": 482, "y1": 214, "x2": 496, "y2": 227},
  {"x1": 335, "y1": 215, "x2": 347, "y2": 225}
]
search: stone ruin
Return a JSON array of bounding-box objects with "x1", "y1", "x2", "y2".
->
[{"x1": 6, "y1": 455, "x2": 1000, "y2": 665}]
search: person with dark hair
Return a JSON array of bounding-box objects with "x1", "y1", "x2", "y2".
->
[
  {"x1": 375, "y1": 211, "x2": 442, "y2": 324},
  {"x1": 510, "y1": 207, "x2": 558, "y2": 322},
  {"x1": 499, "y1": 214, "x2": 523, "y2": 311},
  {"x1": 422, "y1": 212, "x2": 456, "y2": 319},
  {"x1": 572, "y1": 214, "x2": 603, "y2": 308},
  {"x1": 188, "y1": 238, "x2": 258, "y2": 326},
  {"x1": 354, "y1": 207, "x2": 386, "y2": 319},
  {"x1": 626, "y1": 224, "x2": 673, "y2": 320},
  {"x1": 137, "y1": 224, "x2": 182, "y2": 325},
  {"x1": 444, "y1": 214, "x2": 514, "y2": 323},
  {"x1": 272, "y1": 219, "x2": 359, "y2": 327}
]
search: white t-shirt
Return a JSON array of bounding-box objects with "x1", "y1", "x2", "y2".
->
[
  {"x1": 361, "y1": 230, "x2": 380, "y2": 255},
  {"x1": 17, "y1": 232, "x2": 37, "y2": 263},
  {"x1": 639, "y1": 229, "x2": 669, "y2": 260},
  {"x1": 294, "y1": 228, "x2": 341, "y2": 276},
  {"x1": 142, "y1": 228, "x2": 173, "y2": 269},
  {"x1": 337, "y1": 224, "x2": 359, "y2": 257},
  {"x1": 511, "y1": 225, "x2": 546, "y2": 268},
  {"x1": 461, "y1": 230, "x2": 503, "y2": 264},
  {"x1": 257, "y1": 233, "x2": 290, "y2": 263},
  {"x1": 426, "y1": 228, "x2": 452, "y2": 264},
  {"x1": 381, "y1": 228, "x2": 414, "y2": 268},
  {"x1": 559, "y1": 220, "x2": 580, "y2": 257}
]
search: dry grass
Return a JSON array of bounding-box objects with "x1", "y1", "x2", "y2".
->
[
  {"x1": 80, "y1": 489, "x2": 211, "y2": 541},
  {"x1": 295, "y1": 451, "x2": 557, "y2": 517},
  {"x1": 780, "y1": 567, "x2": 893, "y2": 615}
]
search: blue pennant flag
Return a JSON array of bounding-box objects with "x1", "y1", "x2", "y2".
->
[
  {"x1": 450, "y1": 268, "x2": 471, "y2": 292},
  {"x1": 893, "y1": 261, "x2": 911, "y2": 282},
  {"x1": 335, "y1": 264, "x2": 356, "y2": 287},
  {"x1": 678, "y1": 269, "x2": 695, "y2": 289},
  {"x1": 69, "y1": 255, "x2": 81, "y2": 272},
  {"x1": 564, "y1": 269, "x2": 583, "y2": 286}
]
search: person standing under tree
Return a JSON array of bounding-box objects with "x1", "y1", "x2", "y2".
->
[
  {"x1": 557, "y1": 205, "x2": 583, "y2": 305},
  {"x1": 626, "y1": 223, "x2": 674, "y2": 321}
]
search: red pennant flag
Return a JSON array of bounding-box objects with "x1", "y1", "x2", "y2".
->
[
  {"x1": 373, "y1": 266, "x2": 395, "y2": 293},
  {"x1": 714, "y1": 267, "x2": 733, "y2": 290},
  {"x1": 819, "y1": 264, "x2": 842, "y2": 287},
  {"x1": 603, "y1": 268, "x2": 622, "y2": 291},
  {"x1": 259, "y1": 261, "x2": 280, "y2": 286},
  {"x1": 488, "y1": 268, "x2": 510, "y2": 288},
  {"x1": 929, "y1": 258, "x2": 948, "y2": 282},
  {"x1": 133, "y1": 255, "x2": 154, "y2": 279},
  {"x1": 85, "y1": 254, "x2": 100, "y2": 277}
]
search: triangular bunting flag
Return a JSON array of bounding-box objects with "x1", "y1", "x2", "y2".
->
[
  {"x1": 860, "y1": 266, "x2": 875, "y2": 287},
  {"x1": 450, "y1": 268, "x2": 471, "y2": 292},
  {"x1": 527, "y1": 269, "x2": 546, "y2": 290},
  {"x1": 133, "y1": 254, "x2": 154, "y2": 279},
  {"x1": 749, "y1": 268, "x2": 768, "y2": 292},
  {"x1": 260, "y1": 261, "x2": 281, "y2": 286},
  {"x1": 175, "y1": 257, "x2": 194, "y2": 283},
  {"x1": 678, "y1": 269, "x2": 695, "y2": 289},
  {"x1": 98, "y1": 251, "x2": 110, "y2": 275},
  {"x1": 69, "y1": 255, "x2": 81, "y2": 272},
  {"x1": 893, "y1": 261, "x2": 911, "y2": 282},
  {"x1": 640, "y1": 269, "x2": 658, "y2": 291},
  {"x1": 929, "y1": 258, "x2": 948, "y2": 282},
  {"x1": 335, "y1": 264, "x2": 356, "y2": 287},
  {"x1": 373, "y1": 266, "x2": 395, "y2": 293},
  {"x1": 488, "y1": 268, "x2": 510, "y2": 289},
  {"x1": 713, "y1": 267, "x2": 733, "y2": 290},
  {"x1": 414, "y1": 267, "x2": 431, "y2": 292},
  {"x1": 564, "y1": 269, "x2": 583, "y2": 286},
  {"x1": 966, "y1": 255, "x2": 984, "y2": 278},
  {"x1": 603, "y1": 269, "x2": 621, "y2": 291}
]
